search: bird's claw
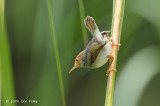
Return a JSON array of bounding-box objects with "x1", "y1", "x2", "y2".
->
[
  {"x1": 106, "y1": 68, "x2": 117, "y2": 76},
  {"x1": 111, "y1": 43, "x2": 121, "y2": 46},
  {"x1": 109, "y1": 38, "x2": 121, "y2": 46}
]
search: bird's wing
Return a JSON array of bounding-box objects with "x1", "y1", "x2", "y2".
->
[
  {"x1": 84, "y1": 16, "x2": 103, "y2": 41},
  {"x1": 83, "y1": 39, "x2": 106, "y2": 66},
  {"x1": 90, "y1": 41, "x2": 106, "y2": 64}
]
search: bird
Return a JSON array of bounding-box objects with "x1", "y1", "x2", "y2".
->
[{"x1": 69, "y1": 16, "x2": 120, "y2": 75}]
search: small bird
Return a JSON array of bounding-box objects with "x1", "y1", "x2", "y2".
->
[{"x1": 69, "y1": 16, "x2": 120, "y2": 75}]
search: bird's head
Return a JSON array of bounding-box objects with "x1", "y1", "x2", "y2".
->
[
  {"x1": 101, "y1": 31, "x2": 110, "y2": 40},
  {"x1": 69, "y1": 52, "x2": 83, "y2": 74}
]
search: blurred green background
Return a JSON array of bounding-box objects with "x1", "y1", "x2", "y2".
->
[{"x1": 1, "y1": 0, "x2": 160, "y2": 106}]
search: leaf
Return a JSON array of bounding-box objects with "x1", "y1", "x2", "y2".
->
[
  {"x1": 27, "y1": 0, "x2": 83, "y2": 105},
  {"x1": 0, "y1": 0, "x2": 16, "y2": 105},
  {"x1": 114, "y1": 46, "x2": 160, "y2": 106},
  {"x1": 27, "y1": 0, "x2": 63, "y2": 105}
]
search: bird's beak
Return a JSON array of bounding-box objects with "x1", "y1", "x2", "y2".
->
[{"x1": 69, "y1": 64, "x2": 79, "y2": 74}]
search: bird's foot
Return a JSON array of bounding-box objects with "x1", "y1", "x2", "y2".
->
[
  {"x1": 112, "y1": 43, "x2": 121, "y2": 46},
  {"x1": 109, "y1": 38, "x2": 121, "y2": 46},
  {"x1": 106, "y1": 68, "x2": 117, "y2": 76},
  {"x1": 106, "y1": 55, "x2": 117, "y2": 76}
]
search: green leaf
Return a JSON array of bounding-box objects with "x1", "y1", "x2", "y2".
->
[
  {"x1": 47, "y1": 0, "x2": 66, "y2": 106},
  {"x1": 78, "y1": 0, "x2": 88, "y2": 46},
  {"x1": 0, "y1": 0, "x2": 16, "y2": 106}
]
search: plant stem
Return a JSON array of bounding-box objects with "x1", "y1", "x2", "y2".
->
[
  {"x1": 0, "y1": 0, "x2": 3, "y2": 104},
  {"x1": 78, "y1": 0, "x2": 88, "y2": 46},
  {"x1": 105, "y1": 0, "x2": 125, "y2": 106},
  {"x1": 47, "y1": 0, "x2": 66, "y2": 106},
  {"x1": 0, "y1": 0, "x2": 16, "y2": 106}
]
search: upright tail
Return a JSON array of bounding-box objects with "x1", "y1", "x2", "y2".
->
[{"x1": 84, "y1": 16, "x2": 103, "y2": 41}]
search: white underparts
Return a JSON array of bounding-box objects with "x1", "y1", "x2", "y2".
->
[{"x1": 90, "y1": 39, "x2": 112, "y2": 68}]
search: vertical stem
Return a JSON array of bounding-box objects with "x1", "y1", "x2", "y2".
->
[
  {"x1": 0, "y1": 53, "x2": 2, "y2": 106},
  {"x1": 78, "y1": 0, "x2": 88, "y2": 46},
  {"x1": 105, "y1": 0, "x2": 125, "y2": 106},
  {"x1": 0, "y1": 61, "x2": 1, "y2": 106},
  {"x1": 46, "y1": 0, "x2": 66, "y2": 106},
  {"x1": 0, "y1": 0, "x2": 3, "y2": 104},
  {"x1": 0, "y1": 0, "x2": 16, "y2": 106}
]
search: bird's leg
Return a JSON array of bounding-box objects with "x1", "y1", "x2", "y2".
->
[
  {"x1": 106, "y1": 38, "x2": 120, "y2": 76},
  {"x1": 109, "y1": 38, "x2": 121, "y2": 46},
  {"x1": 106, "y1": 55, "x2": 117, "y2": 76}
]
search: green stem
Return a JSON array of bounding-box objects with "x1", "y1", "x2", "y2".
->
[
  {"x1": 46, "y1": 0, "x2": 66, "y2": 106},
  {"x1": 105, "y1": 0, "x2": 125, "y2": 106},
  {"x1": 0, "y1": 0, "x2": 3, "y2": 103},
  {"x1": 0, "y1": 0, "x2": 16, "y2": 106},
  {"x1": 78, "y1": 0, "x2": 88, "y2": 46},
  {"x1": 0, "y1": 59, "x2": 1, "y2": 106}
]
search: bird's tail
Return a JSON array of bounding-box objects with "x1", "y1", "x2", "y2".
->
[
  {"x1": 84, "y1": 16, "x2": 97, "y2": 34},
  {"x1": 84, "y1": 16, "x2": 103, "y2": 41}
]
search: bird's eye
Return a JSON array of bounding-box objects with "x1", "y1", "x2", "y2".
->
[{"x1": 76, "y1": 59, "x2": 79, "y2": 62}]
